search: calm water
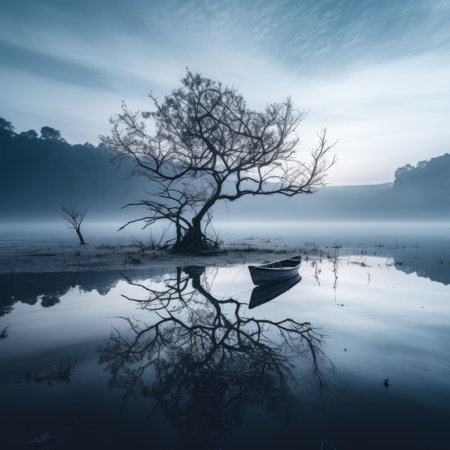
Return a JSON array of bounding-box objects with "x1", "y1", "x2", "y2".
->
[{"x1": 1, "y1": 243, "x2": 450, "y2": 449}]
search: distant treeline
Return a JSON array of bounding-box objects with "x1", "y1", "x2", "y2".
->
[
  {"x1": 0, "y1": 117, "x2": 146, "y2": 218},
  {"x1": 220, "y1": 153, "x2": 450, "y2": 220},
  {"x1": 392, "y1": 153, "x2": 450, "y2": 214},
  {"x1": 1, "y1": 117, "x2": 449, "y2": 220}
]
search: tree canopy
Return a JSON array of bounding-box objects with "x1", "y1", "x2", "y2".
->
[
  {"x1": 40, "y1": 126, "x2": 63, "y2": 141},
  {"x1": 102, "y1": 71, "x2": 336, "y2": 252},
  {"x1": 0, "y1": 117, "x2": 14, "y2": 136}
]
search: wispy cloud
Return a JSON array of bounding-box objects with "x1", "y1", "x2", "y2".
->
[{"x1": 1, "y1": 0, "x2": 449, "y2": 184}]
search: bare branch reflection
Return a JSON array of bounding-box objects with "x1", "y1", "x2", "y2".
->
[{"x1": 98, "y1": 266, "x2": 331, "y2": 449}]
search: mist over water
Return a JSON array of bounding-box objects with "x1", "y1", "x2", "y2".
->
[{"x1": 2, "y1": 219, "x2": 449, "y2": 245}]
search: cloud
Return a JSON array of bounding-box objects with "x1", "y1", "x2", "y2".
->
[
  {"x1": 0, "y1": 41, "x2": 111, "y2": 90},
  {"x1": 1, "y1": 0, "x2": 450, "y2": 184},
  {"x1": 290, "y1": 52, "x2": 450, "y2": 184}
]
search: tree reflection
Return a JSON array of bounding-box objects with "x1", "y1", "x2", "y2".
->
[{"x1": 99, "y1": 266, "x2": 331, "y2": 449}]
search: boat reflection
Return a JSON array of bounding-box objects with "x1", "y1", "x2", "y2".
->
[
  {"x1": 249, "y1": 273, "x2": 302, "y2": 309},
  {"x1": 98, "y1": 266, "x2": 331, "y2": 449}
]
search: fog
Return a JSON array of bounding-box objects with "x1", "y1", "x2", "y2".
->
[{"x1": 1, "y1": 123, "x2": 449, "y2": 222}]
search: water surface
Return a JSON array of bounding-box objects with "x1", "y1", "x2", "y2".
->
[{"x1": 1, "y1": 251, "x2": 450, "y2": 449}]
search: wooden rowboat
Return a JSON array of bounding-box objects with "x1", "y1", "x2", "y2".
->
[{"x1": 248, "y1": 255, "x2": 302, "y2": 285}]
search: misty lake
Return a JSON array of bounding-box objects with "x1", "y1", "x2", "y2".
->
[{"x1": 1, "y1": 222, "x2": 450, "y2": 449}]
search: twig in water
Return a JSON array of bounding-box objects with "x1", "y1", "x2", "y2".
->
[
  {"x1": 329, "y1": 248, "x2": 340, "y2": 291},
  {"x1": 0, "y1": 326, "x2": 9, "y2": 339},
  {"x1": 311, "y1": 260, "x2": 321, "y2": 286},
  {"x1": 21, "y1": 356, "x2": 78, "y2": 385}
]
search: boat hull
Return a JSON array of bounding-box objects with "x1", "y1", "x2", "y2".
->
[{"x1": 248, "y1": 265, "x2": 300, "y2": 285}]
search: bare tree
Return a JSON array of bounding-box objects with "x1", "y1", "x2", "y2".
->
[
  {"x1": 61, "y1": 206, "x2": 88, "y2": 245},
  {"x1": 101, "y1": 70, "x2": 336, "y2": 252}
]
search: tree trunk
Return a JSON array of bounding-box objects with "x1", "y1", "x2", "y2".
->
[
  {"x1": 171, "y1": 184, "x2": 222, "y2": 253},
  {"x1": 172, "y1": 221, "x2": 208, "y2": 253},
  {"x1": 76, "y1": 228, "x2": 86, "y2": 245}
]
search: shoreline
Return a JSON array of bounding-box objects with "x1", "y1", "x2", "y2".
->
[
  {"x1": 0, "y1": 237, "x2": 430, "y2": 275},
  {"x1": 0, "y1": 241, "x2": 303, "y2": 275}
]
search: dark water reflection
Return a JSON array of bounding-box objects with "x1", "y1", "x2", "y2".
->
[
  {"x1": 249, "y1": 273, "x2": 302, "y2": 308},
  {"x1": 0, "y1": 268, "x2": 168, "y2": 316},
  {"x1": 99, "y1": 267, "x2": 327, "y2": 449},
  {"x1": 1, "y1": 253, "x2": 450, "y2": 449}
]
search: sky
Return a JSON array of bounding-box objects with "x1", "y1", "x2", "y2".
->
[{"x1": 1, "y1": 0, "x2": 450, "y2": 185}]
